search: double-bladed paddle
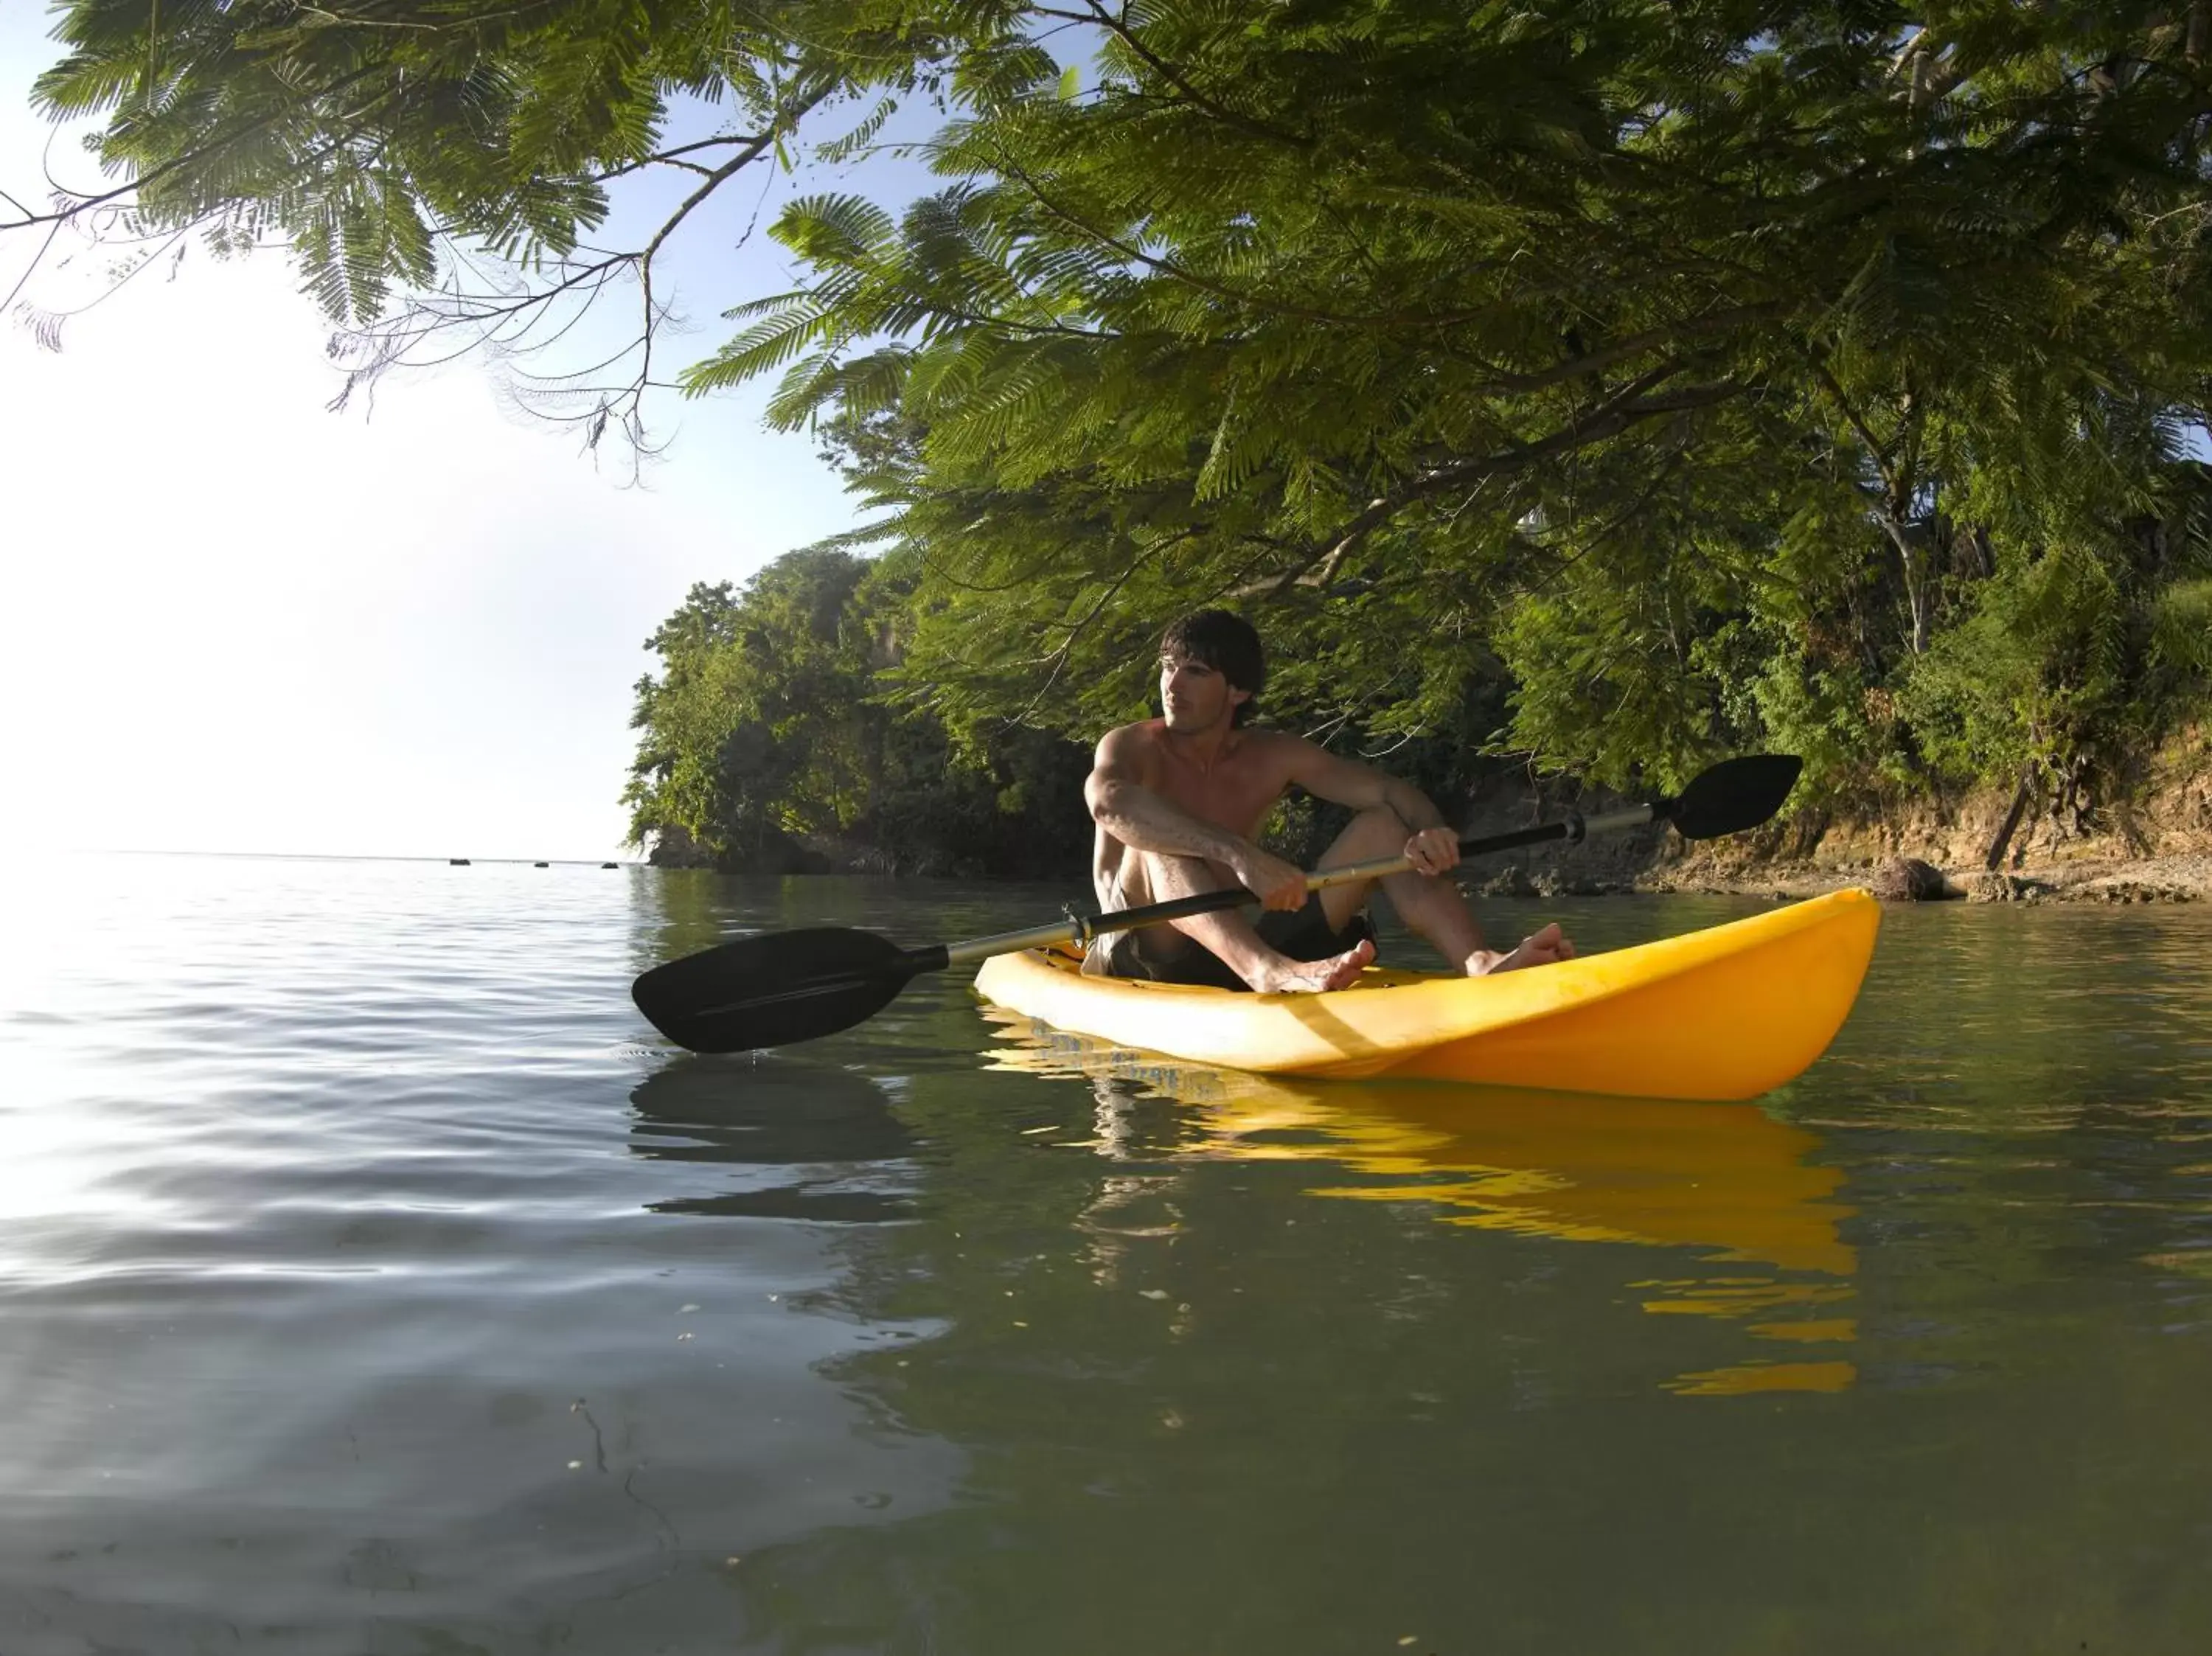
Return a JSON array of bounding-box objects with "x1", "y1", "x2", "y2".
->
[{"x1": 630, "y1": 753, "x2": 1803, "y2": 1055}]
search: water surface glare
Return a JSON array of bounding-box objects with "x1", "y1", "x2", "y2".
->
[{"x1": 4, "y1": 853, "x2": 2211, "y2": 1652}]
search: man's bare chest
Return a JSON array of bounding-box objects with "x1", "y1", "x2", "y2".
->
[{"x1": 1146, "y1": 754, "x2": 1286, "y2": 838}]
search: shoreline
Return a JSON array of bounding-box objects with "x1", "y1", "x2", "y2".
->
[
  {"x1": 1458, "y1": 748, "x2": 2212, "y2": 905},
  {"x1": 1453, "y1": 734, "x2": 2212, "y2": 906},
  {"x1": 1635, "y1": 852, "x2": 2212, "y2": 905}
]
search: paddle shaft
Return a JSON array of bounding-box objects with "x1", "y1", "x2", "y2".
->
[{"x1": 937, "y1": 804, "x2": 1654, "y2": 967}]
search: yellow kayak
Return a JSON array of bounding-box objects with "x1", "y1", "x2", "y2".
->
[{"x1": 972, "y1": 888, "x2": 1879, "y2": 1099}]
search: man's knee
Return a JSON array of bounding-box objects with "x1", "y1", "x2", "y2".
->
[{"x1": 1326, "y1": 804, "x2": 1409, "y2": 861}]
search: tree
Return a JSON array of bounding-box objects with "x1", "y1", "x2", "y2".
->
[
  {"x1": 625, "y1": 547, "x2": 1093, "y2": 874},
  {"x1": 699, "y1": 1, "x2": 2212, "y2": 795},
  {"x1": 18, "y1": 0, "x2": 2212, "y2": 824},
  {"x1": 10, "y1": 0, "x2": 980, "y2": 451}
]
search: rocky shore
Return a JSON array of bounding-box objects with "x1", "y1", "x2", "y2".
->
[
  {"x1": 1649, "y1": 852, "x2": 2212, "y2": 905},
  {"x1": 1468, "y1": 849, "x2": 2208, "y2": 904},
  {"x1": 1464, "y1": 732, "x2": 2212, "y2": 905}
]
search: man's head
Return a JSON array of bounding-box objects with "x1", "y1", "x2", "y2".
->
[{"x1": 1158, "y1": 609, "x2": 1265, "y2": 731}]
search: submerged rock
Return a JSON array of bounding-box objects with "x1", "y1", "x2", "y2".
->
[
  {"x1": 1479, "y1": 864, "x2": 1537, "y2": 898},
  {"x1": 1965, "y1": 872, "x2": 2053, "y2": 903},
  {"x1": 2084, "y1": 879, "x2": 2196, "y2": 903},
  {"x1": 1869, "y1": 857, "x2": 1962, "y2": 902}
]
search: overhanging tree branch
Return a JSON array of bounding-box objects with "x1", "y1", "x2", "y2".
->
[{"x1": 1251, "y1": 375, "x2": 1747, "y2": 596}]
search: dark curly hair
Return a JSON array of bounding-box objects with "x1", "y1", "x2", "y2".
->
[{"x1": 1160, "y1": 609, "x2": 1265, "y2": 727}]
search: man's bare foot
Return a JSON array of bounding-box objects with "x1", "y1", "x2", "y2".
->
[
  {"x1": 1252, "y1": 937, "x2": 1376, "y2": 993},
  {"x1": 1469, "y1": 922, "x2": 1576, "y2": 975}
]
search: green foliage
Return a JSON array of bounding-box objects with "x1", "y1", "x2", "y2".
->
[
  {"x1": 27, "y1": 0, "x2": 2212, "y2": 838},
  {"x1": 29, "y1": 0, "x2": 976, "y2": 321},
  {"x1": 1892, "y1": 478, "x2": 2212, "y2": 783},
  {"x1": 695, "y1": 0, "x2": 2212, "y2": 818},
  {"x1": 2153, "y1": 579, "x2": 2212, "y2": 680},
  {"x1": 1897, "y1": 544, "x2": 2127, "y2": 782},
  {"x1": 624, "y1": 547, "x2": 1092, "y2": 874}
]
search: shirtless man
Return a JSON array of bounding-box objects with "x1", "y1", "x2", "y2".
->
[{"x1": 1084, "y1": 609, "x2": 1576, "y2": 992}]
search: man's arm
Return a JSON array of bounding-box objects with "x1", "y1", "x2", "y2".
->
[
  {"x1": 1085, "y1": 726, "x2": 1308, "y2": 908},
  {"x1": 1280, "y1": 740, "x2": 1464, "y2": 874}
]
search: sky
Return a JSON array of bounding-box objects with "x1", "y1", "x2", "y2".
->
[{"x1": 0, "y1": 8, "x2": 920, "y2": 863}]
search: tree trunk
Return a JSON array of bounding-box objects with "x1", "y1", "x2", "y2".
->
[
  {"x1": 1884, "y1": 519, "x2": 1933, "y2": 654},
  {"x1": 1983, "y1": 763, "x2": 2041, "y2": 871}
]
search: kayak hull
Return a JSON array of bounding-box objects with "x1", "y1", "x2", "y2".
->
[{"x1": 972, "y1": 889, "x2": 1879, "y2": 1100}]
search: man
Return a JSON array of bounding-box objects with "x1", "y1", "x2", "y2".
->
[{"x1": 1084, "y1": 609, "x2": 1576, "y2": 992}]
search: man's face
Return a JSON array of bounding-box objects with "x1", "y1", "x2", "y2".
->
[{"x1": 1159, "y1": 650, "x2": 1248, "y2": 731}]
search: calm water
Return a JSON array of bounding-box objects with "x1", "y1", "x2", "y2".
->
[{"x1": 4, "y1": 855, "x2": 2211, "y2": 1652}]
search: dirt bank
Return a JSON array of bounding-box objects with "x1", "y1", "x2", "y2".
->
[{"x1": 1460, "y1": 730, "x2": 2212, "y2": 905}]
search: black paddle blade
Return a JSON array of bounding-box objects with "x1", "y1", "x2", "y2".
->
[
  {"x1": 630, "y1": 927, "x2": 933, "y2": 1054},
  {"x1": 1663, "y1": 754, "x2": 1803, "y2": 840}
]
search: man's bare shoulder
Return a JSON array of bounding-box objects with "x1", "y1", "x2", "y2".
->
[
  {"x1": 1232, "y1": 726, "x2": 1321, "y2": 775},
  {"x1": 1092, "y1": 718, "x2": 1166, "y2": 768}
]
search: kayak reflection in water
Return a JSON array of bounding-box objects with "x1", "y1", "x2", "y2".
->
[{"x1": 1084, "y1": 608, "x2": 1575, "y2": 994}]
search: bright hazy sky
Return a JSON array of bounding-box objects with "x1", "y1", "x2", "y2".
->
[{"x1": 1, "y1": 9, "x2": 909, "y2": 863}]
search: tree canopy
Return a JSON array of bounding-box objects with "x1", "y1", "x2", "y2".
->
[
  {"x1": 622, "y1": 541, "x2": 1093, "y2": 872},
  {"x1": 18, "y1": 0, "x2": 2212, "y2": 858}
]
